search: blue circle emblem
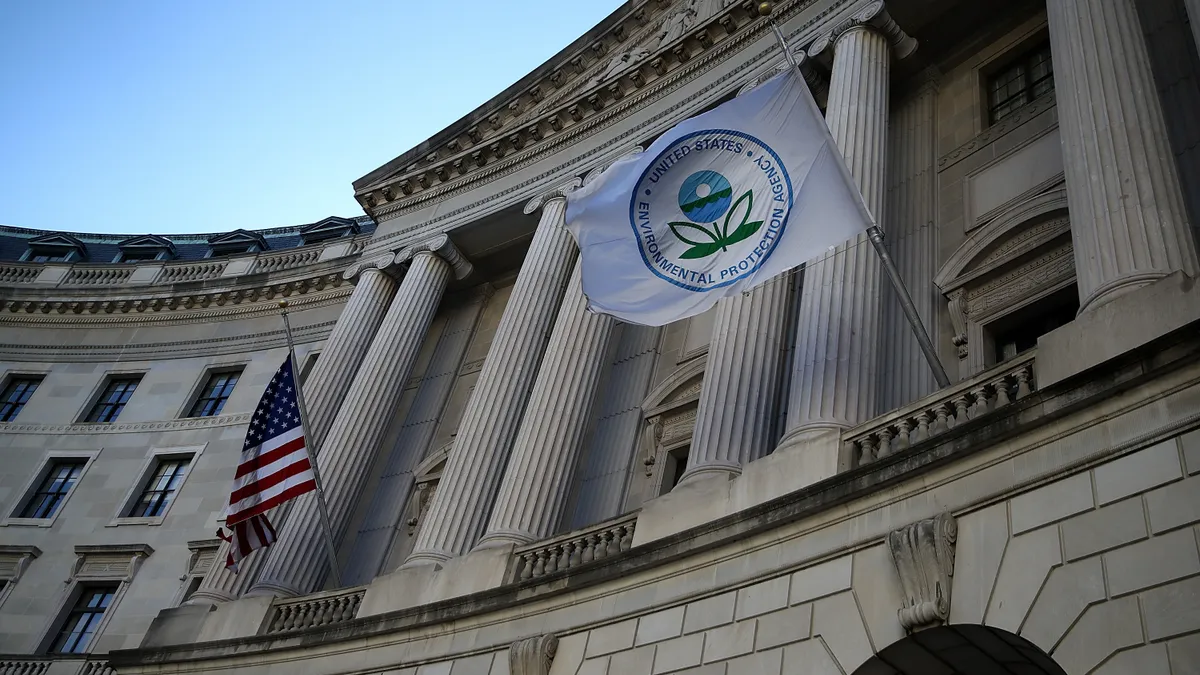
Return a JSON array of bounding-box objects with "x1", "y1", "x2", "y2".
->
[{"x1": 677, "y1": 171, "x2": 732, "y2": 223}]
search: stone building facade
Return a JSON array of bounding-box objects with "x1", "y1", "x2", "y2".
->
[{"x1": 1, "y1": 0, "x2": 1199, "y2": 673}]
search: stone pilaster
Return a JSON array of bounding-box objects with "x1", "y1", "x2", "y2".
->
[
  {"x1": 476, "y1": 259, "x2": 616, "y2": 548},
  {"x1": 249, "y1": 236, "x2": 470, "y2": 596},
  {"x1": 1047, "y1": 0, "x2": 1199, "y2": 312},
  {"x1": 681, "y1": 273, "x2": 793, "y2": 482},
  {"x1": 781, "y1": 8, "x2": 901, "y2": 452},
  {"x1": 187, "y1": 253, "x2": 400, "y2": 605},
  {"x1": 342, "y1": 286, "x2": 490, "y2": 584},
  {"x1": 405, "y1": 181, "x2": 582, "y2": 566},
  {"x1": 880, "y1": 71, "x2": 940, "y2": 410}
]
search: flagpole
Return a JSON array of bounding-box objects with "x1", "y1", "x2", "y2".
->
[
  {"x1": 277, "y1": 300, "x2": 345, "y2": 588},
  {"x1": 758, "y1": 2, "x2": 952, "y2": 389}
]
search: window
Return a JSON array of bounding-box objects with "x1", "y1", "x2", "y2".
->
[
  {"x1": 0, "y1": 376, "x2": 42, "y2": 422},
  {"x1": 991, "y1": 285, "x2": 1079, "y2": 363},
  {"x1": 299, "y1": 352, "x2": 319, "y2": 384},
  {"x1": 127, "y1": 458, "x2": 190, "y2": 518},
  {"x1": 987, "y1": 41, "x2": 1054, "y2": 124},
  {"x1": 28, "y1": 253, "x2": 70, "y2": 263},
  {"x1": 18, "y1": 460, "x2": 86, "y2": 519},
  {"x1": 86, "y1": 376, "x2": 141, "y2": 423},
  {"x1": 659, "y1": 446, "x2": 690, "y2": 496},
  {"x1": 187, "y1": 370, "x2": 241, "y2": 417},
  {"x1": 116, "y1": 250, "x2": 162, "y2": 263},
  {"x1": 51, "y1": 584, "x2": 117, "y2": 654}
]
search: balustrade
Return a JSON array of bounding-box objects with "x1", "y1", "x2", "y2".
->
[
  {"x1": 511, "y1": 513, "x2": 637, "y2": 582},
  {"x1": 155, "y1": 260, "x2": 228, "y2": 284},
  {"x1": 249, "y1": 247, "x2": 322, "y2": 275},
  {"x1": 0, "y1": 265, "x2": 40, "y2": 284},
  {"x1": 262, "y1": 586, "x2": 366, "y2": 634},
  {"x1": 0, "y1": 659, "x2": 50, "y2": 675},
  {"x1": 61, "y1": 266, "x2": 134, "y2": 286},
  {"x1": 844, "y1": 352, "x2": 1036, "y2": 468}
]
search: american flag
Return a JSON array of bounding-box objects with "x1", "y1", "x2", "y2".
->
[{"x1": 218, "y1": 355, "x2": 316, "y2": 570}]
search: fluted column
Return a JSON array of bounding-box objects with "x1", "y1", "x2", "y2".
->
[
  {"x1": 880, "y1": 71, "x2": 940, "y2": 411},
  {"x1": 1047, "y1": 0, "x2": 1198, "y2": 312},
  {"x1": 681, "y1": 273, "x2": 793, "y2": 481},
  {"x1": 250, "y1": 236, "x2": 471, "y2": 596},
  {"x1": 405, "y1": 181, "x2": 582, "y2": 567},
  {"x1": 187, "y1": 254, "x2": 400, "y2": 605},
  {"x1": 781, "y1": 5, "x2": 905, "y2": 449},
  {"x1": 476, "y1": 259, "x2": 616, "y2": 547}
]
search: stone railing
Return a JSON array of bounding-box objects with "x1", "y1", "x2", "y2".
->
[
  {"x1": 511, "y1": 512, "x2": 638, "y2": 582},
  {"x1": 155, "y1": 260, "x2": 228, "y2": 284},
  {"x1": 61, "y1": 266, "x2": 135, "y2": 286},
  {"x1": 0, "y1": 658, "x2": 113, "y2": 675},
  {"x1": 0, "y1": 657, "x2": 50, "y2": 675},
  {"x1": 0, "y1": 264, "x2": 40, "y2": 284},
  {"x1": 846, "y1": 351, "x2": 1037, "y2": 468},
  {"x1": 261, "y1": 585, "x2": 367, "y2": 634},
  {"x1": 249, "y1": 247, "x2": 323, "y2": 275}
]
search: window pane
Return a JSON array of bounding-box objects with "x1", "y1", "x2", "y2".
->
[
  {"x1": 0, "y1": 377, "x2": 42, "y2": 422},
  {"x1": 188, "y1": 370, "x2": 241, "y2": 417},
  {"x1": 87, "y1": 377, "x2": 141, "y2": 423},
  {"x1": 129, "y1": 458, "x2": 190, "y2": 517},
  {"x1": 19, "y1": 460, "x2": 86, "y2": 518},
  {"x1": 52, "y1": 585, "x2": 118, "y2": 654},
  {"x1": 988, "y1": 41, "x2": 1055, "y2": 124}
]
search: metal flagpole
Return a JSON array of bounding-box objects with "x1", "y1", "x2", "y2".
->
[
  {"x1": 758, "y1": 2, "x2": 952, "y2": 389},
  {"x1": 277, "y1": 300, "x2": 344, "y2": 587}
]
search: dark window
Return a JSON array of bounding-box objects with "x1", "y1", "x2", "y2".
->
[
  {"x1": 86, "y1": 377, "x2": 141, "y2": 423},
  {"x1": 118, "y1": 250, "x2": 161, "y2": 263},
  {"x1": 29, "y1": 253, "x2": 69, "y2": 263},
  {"x1": 988, "y1": 41, "x2": 1054, "y2": 124},
  {"x1": 51, "y1": 585, "x2": 117, "y2": 654},
  {"x1": 299, "y1": 353, "x2": 319, "y2": 384},
  {"x1": 187, "y1": 370, "x2": 241, "y2": 417},
  {"x1": 19, "y1": 460, "x2": 86, "y2": 518},
  {"x1": 0, "y1": 376, "x2": 42, "y2": 422},
  {"x1": 660, "y1": 447, "x2": 690, "y2": 495},
  {"x1": 991, "y1": 285, "x2": 1079, "y2": 363},
  {"x1": 128, "y1": 457, "x2": 190, "y2": 517}
]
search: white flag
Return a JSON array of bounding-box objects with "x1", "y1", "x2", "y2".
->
[{"x1": 565, "y1": 69, "x2": 871, "y2": 326}]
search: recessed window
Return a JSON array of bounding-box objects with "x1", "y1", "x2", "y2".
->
[
  {"x1": 86, "y1": 376, "x2": 141, "y2": 423},
  {"x1": 28, "y1": 253, "x2": 71, "y2": 263},
  {"x1": 991, "y1": 285, "x2": 1079, "y2": 363},
  {"x1": 127, "y1": 457, "x2": 191, "y2": 518},
  {"x1": 116, "y1": 250, "x2": 162, "y2": 263},
  {"x1": 51, "y1": 584, "x2": 117, "y2": 654},
  {"x1": 18, "y1": 460, "x2": 86, "y2": 519},
  {"x1": 187, "y1": 370, "x2": 241, "y2": 417},
  {"x1": 0, "y1": 376, "x2": 42, "y2": 422},
  {"x1": 987, "y1": 41, "x2": 1054, "y2": 124}
]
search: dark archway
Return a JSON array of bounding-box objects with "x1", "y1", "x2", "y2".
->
[{"x1": 852, "y1": 625, "x2": 1067, "y2": 675}]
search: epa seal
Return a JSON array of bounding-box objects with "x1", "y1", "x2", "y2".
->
[{"x1": 629, "y1": 129, "x2": 794, "y2": 292}]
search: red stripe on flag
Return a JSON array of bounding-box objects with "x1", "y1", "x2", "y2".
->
[
  {"x1": 234, "y1": 436, "x2": 307, "y2": 479},
  {"x1": 225, "y1": 479, "x2": 317, "y2": 526},
  {"x1": 228, "y1": 456, "x2": 312, "y2": 503}
]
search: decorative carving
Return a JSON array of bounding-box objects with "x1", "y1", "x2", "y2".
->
[
  {"x1": 509, "y1": 633, "x2": 559, "y2": 675},
  {"x1": 946, "y1": 288, "x2": 968, "y2": 359},
  {"x1": 0, "y1": 545, "x2": 42, "y2": 585},
  {"x1": 523, "y1": 178, "x2": 584, "y2": 214},
  {"x1": 938, "y1": 91, "x2": 1057, "y2": 170},
  {"x1": 594, "y1": 47, "x2": 651, "y2": 85},
  {"x1": 69, "y1": 544, "x2": 153, "y2": 584},
  {"x1": 887, "y1": 513, "x2": 957, "y2": 632},
  {"x1": 398, "y1": 234, "x2": 474, "y2": 280},
  {"x1": 822, "y1": 1, "x2": 918, "y2": 58},
  {"x1": 343, "y1": 252, "x2": 398, "y2": 282}
]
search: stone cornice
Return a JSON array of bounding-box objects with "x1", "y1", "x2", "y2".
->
[
  {"x1": 364, "y1": 0, "x2": 853, "y2": 250},
  {"x1": 0, "y1": 412, "x2": 252, "y2": 435},
  {"x1": 356, "y1": 0, "x2": 849, "y2": 223}
]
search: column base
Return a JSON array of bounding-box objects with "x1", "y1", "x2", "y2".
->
[
  {"x1": 243, "y1": 579, "x2": 302, "y2": 599},
  {"x1": 1078, "y1": 271, "x2": 1171, "y2": 315},
  {"x1": 399, "y1": 548, "x2": 453, "y2": 571},
  {"x1": 677, "y1": 460, "x2": 743, "y2": 486},
  {"x1": 473, "y1": 529, "x2": 536, "y2": 551},
  {"x1": 182, "y1": 589, "x2": 235, "y2": 606},
  {"x1": 772, "y1": 425, "x2": 846, "y2": 489}
]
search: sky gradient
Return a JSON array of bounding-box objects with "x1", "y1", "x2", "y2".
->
[{"x1": 0, "y1": 1, "x2": 622, "y2": 235}]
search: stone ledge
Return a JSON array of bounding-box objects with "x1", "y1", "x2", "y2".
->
[{"x1": 111, "y1": 310, "x2": 1200, "y2": 669}]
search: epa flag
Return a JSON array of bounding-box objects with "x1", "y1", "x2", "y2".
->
[
  {"x1": 217, "y1": 355, "x2": 316, "y2": 570},
  {"x1": 565, "y1": 69, "x2": 871, "y2": 326}
]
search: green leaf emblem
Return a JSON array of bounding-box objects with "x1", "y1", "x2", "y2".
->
[{"x1": 667, "y1": 188, "x2": 762, "y2": 259}]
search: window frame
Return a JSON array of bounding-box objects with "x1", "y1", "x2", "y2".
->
[
  {"x1": 983, "y1": 38, "x2": 1055, "y2": 126},
  {"x1": 0, "y1": 372, "x2": 45, "y2": 422},
  {"x1": 82, "y1": 373, "x2": 144, "y2": 424},
  {"x1": 185, "y1": 367, "x2": 244, "y2": 418},
  {"x1": 35, "y1": 543, "x2": 150, "y2": 655},
  {"x1": 109, "y1": 444, "x2": 205, "y2": 527},
  {"x1": 48, "y1": 583, "x2": 119, "y2": 654},
  {"x1": 3, "y1": 450, "x2": 100, "y2": 528}
]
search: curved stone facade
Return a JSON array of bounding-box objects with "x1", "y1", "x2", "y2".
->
[{"x1": 1, "y1": 1, "x2": 1199, "y2": 674}]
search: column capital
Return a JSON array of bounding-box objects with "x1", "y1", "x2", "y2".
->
[
  {"x1": 343, "y1": 251, "x2": 402, "y2": 283},
  {"x1": 398, "y1": 233, "x2": 473, "y2": 280},
  {"x1": 582, "y1": 145, "x2": 644, "y2": 187},
  {"x1": 809, "y1": 1, "x2": 918, "y2": 60},
  {"x1": 523, "y1": 178, "x2": 583, "y2": 214},
  {"x1": 740, "y1": 51, "x2": 829, "y2": 102}
]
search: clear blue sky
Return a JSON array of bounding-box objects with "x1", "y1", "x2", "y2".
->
[{"x1": 0, "y1": 1, "x2": 622, "y2": 235}]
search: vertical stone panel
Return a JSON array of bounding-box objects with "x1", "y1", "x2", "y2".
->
[{"x1": 1047, "y1": 0, "x2": 1199, "y2": 311}]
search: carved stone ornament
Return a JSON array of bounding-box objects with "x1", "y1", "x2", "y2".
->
[
  {"x1": 343, "y1": 251, "x2": 399, "y2": 282},
  {"x1": 809, "y1": 1, "x2": 918, "y2": 60},
  {"x1": 509, "y1": 633, "x2": 558, "y2": 675},
  {"x1": 887, "y1": 512, "x2": 957, "y2": 632},
  {"x1": 523, "y1": 178, "x2": 584, "y2": 215},
  {"x1": 397, "y1": 233, "x2": 474, "y2": 280}
]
